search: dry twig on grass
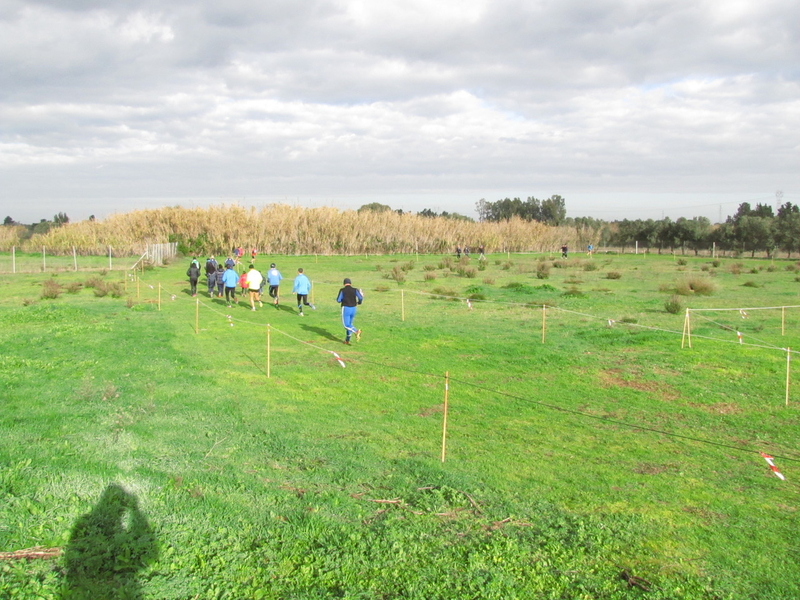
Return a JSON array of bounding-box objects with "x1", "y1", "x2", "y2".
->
[{"x1": 0, "y1": 546, "x2": 61, "y2": 561}]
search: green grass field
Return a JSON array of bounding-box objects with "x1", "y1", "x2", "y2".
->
[{"x1": 1, "y1": 252, "x2": 799, "y2": 599}]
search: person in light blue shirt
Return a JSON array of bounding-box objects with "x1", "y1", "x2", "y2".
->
[
  {"x1": 292, "y1": 268, "x2": 315, "y2": 316},
  {"x1": 265, "y1": 263, "x2": 282, "y2": 306},
  {"x1": 221, "y1": 264, "x2": 240, "y2": 307}
]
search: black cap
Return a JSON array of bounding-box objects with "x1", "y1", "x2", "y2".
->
[
  {"x1": 343, "y1": 278, "x2": 351, "y2": 285},
  {"x1": 270, "y1": 263, "x2": 276, "y2": 268}
]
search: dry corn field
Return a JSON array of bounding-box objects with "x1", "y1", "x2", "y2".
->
[{"x1": 2, "y1": 205, "x2": 599, "y2": 256}]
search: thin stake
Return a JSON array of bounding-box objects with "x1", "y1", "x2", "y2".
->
[
  {"x1": 108, "y1": 246, "x2": 112, "y2": 270},
  {"x1": 12, "y1": 246, "x2": 15, "y2": 274},
  {"x1": 441, "y1": 371, "x2": 449, "y2": 463},
  {"x1": 72, "y1": 246, "x2": 77, "y2": 271},
  {"x1": 542, "y1": 304, "x2": 546, "y2": 343},
  {"x1": 158, "y1": 283, "x2": 162, "y2": 311},
  {"x1": 136, "y1": 276, "x2": 140, "y2": 300},
  {"x1": 786, "y1": 347, "x2": 791, "y2": 407},
  {"x1": 195, "y1": 298, "x2": 199, "y2": 334},
  {"x1": 267, "y1": 324, "x2": 271, "y2": 378},
  {"x1": 42, "y1": 246, "x2": 46, "y2": 271},
  {"x1": 782, "y1": 306, "x2": 785, "y2": 336},
  {"x1": 401, "y1": 289, "x2": 405, "y2": 322},
  {"x1": 681, "y1": 308, "x2": 692, "y2": 349}
]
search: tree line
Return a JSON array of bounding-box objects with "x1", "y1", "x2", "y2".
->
[
  {"x1": 601, "y1": 202, "x2": 800, "y2": 257},
  {"x1": 469, "y1": 196, "x2": 800, "y2": 257},
  {"x1": 3, "y1": 212, "x2": 84, "y2": 238}
]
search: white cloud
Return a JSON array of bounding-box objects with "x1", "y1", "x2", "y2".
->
[{"x1": 0, "y1": 0, "x2": 798, "y2": 222}]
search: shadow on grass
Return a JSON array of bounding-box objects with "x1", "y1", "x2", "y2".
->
[
  {"x1": 300, "y1": 323, "x2": 341, "y2": 342},
  {"x1": 61, "y1": 483, "x2": 158, "y2": 600}
]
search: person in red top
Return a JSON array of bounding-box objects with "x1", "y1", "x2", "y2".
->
[
  {"x1": 238, "y1": 271, "x2": 248, "y2": 297},
  {"x1": 251, "y1": 248, "x2": 257, "y2": 263}
]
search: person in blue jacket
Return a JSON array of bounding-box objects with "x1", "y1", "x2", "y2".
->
[
  {"x1": 292, "y1": 268, "x2": 315, "y2": 316},
  {"x1": 336, "y1": 278, "x2": 363, "y2": 344},
  {"x1": 221, "y1": 264, "x2": 240, "y2": 307}
]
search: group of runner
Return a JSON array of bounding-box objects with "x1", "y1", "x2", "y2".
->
[
  {"x1": 455, "y1": 244, "x2": 486, "y2": 260},
  {"x1": 186, "y1": 254, "x2": 363, "y2": 344}
]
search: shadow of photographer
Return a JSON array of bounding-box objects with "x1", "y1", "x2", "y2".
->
[{"x1": 61, "y1": 483, "x2": 157, "y2": 599}]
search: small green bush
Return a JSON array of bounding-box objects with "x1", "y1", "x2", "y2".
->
[
  {"x1": 675, "y1": 277, "x2": 715, "y2": 296},
  {"x1": 742, "y1": 281, "x2": 760, "y2": 288},
  {"x1": 483, "y1": 277, "x2": 495, "y2": 285},
  {"x1": 583, "y1": 261, "x2": 599, "y2": 271},
  {"x1": 424, "y1": 272, "x2": 437, "y2": 281},
  {"x1": 664, "y1": 295, "x2": 683, "y2": 314},
  {"x1": 606, "y1": 271, "x2": 622, "y2": 280},
  {"x1": 562, "y1": 286, "x2": 585, "y2": 298},
  {"x1": 536, "y1": 263, "x2": 551, "y2": 279},
  {"x1": 389, "y1": 266, "x2": 406, "y2": 284},
  {"x1": 676, "y1": 258, "x2": 688, "y2": 266},
  {"x1": 431, "y1": 287, "x2": 458, "y2": 297},
  {"x1": 41, "y1": 279, "x2": 62, "y2": 300}
]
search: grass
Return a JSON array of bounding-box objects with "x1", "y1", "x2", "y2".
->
[{"x1": 1, "y1": 252, "x2": 800, "y2": 598}]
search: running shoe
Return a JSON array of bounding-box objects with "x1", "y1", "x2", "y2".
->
[{"x1": 355, "y1": 329, "x2": 362, "y2": 342}]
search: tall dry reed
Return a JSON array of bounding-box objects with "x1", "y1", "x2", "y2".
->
[{"x1": 19, "y1": 204, "x2": 599, "y2": 256}]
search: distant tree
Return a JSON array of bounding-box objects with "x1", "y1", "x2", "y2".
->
[
  {"x1": 737, "y1": 216, "x2": 774, "y2": 257},
  {"x1": 774, "y1": 202, "x2": 800, "y2": 257},
  {"x1": 418, "y1": 208, "x2": 437, "y2": 218},
  {"x1": 53, "y1": 212, "x2": 70, "y2": 225},
  {"x1": 540, "y1": 195, "x2": 567, "y2": 226},
  {"x1": 475, "y1": 199, "x2": 489, "y2": 222},
  {"x1": 89, "y1": 215, "x2": 96, "y2": 221},
  {"x1": 440, "y1": 212, "x2": 474, "y2": 222},
  {"x1": 3, "y1": 216, "x2": 15, "y2": 225},
  {"x1": 357, "y1": 203, "x2": 392, "y2": 213},
  {"x1": 32, "y1": 219, "x2": 53, "y2": 235}
]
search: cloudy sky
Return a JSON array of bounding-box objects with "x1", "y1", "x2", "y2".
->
[{"x1": 1, "y1": 0, "x2": 797, "y2": 223}]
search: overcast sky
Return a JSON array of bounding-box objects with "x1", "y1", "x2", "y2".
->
[{"x1": 1, "y1": 0, "x2": 797, "y2": 223}]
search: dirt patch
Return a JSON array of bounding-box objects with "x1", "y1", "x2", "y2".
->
[
  {"x1": 598, "y1": 369, "x2": 680, "y2": 401},
  {"x1": 687, "y1": 402, "x2": 743, "y2": 415},
  {"x1": 632, "y1": 462, "x2": 677, "y2": 475},
  {"x1": 418, "y1": 404, "x2": 444, "y2": 417}
]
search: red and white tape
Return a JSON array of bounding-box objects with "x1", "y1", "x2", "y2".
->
[
  {"x1": 736, "y1": 331, "x2": 742, "y2": 344},
  {"x1": 331, "y1": 352, "x2": 346, "y2": 368},
  {"x1": 760, "y1": 452, "x2": 785, "y2": 480}
]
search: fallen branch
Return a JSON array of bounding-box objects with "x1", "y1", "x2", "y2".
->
[
  {"x1": 620, "y1": 570, "x2": 652, "y2": 592},
  {"x1": 0, "y1": 547, "x2": 61, "y2": 561}
]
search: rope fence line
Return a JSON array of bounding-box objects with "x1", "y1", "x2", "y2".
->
[{"x1": 118, "y1": 276, "x2": 800, "y2": 476}]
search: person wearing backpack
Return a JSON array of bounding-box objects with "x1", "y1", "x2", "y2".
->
[
  {"x1": 205, "y1": 256, "x2": 218, "y2": 297},
  {"x1": 186, "y1": 260, "x2": 201, "y2": 297}
]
